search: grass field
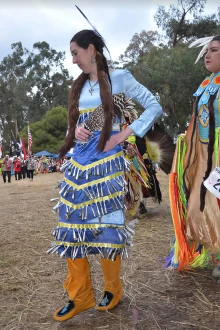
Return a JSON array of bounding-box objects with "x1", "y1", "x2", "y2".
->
[{"x1": 0, "y1": 171, "x2": 220, "y2": 330}]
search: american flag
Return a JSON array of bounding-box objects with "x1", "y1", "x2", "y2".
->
[{"x1": 28, "y1": 125, "x2": 32, "y2": 155}]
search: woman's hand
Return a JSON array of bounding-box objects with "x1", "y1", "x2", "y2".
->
[
  {"x1": 75, "y1": 127, "x2": 92, "y2": 142},
  {"x1": 103, "y1": 127, "x2": 134, "y2": 152}
]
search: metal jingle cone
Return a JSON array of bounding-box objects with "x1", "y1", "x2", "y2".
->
[
  {"x1": 120, "y1": 248, "x2": 124, "y2": 260},
  {"x1": 86, "y1": 187, "x2": 93, "y2": 200},
  {"x1": 125, "y1": 225, "x2": 135, "y2": 235},
  {"x1": 75, "y1": 168, "x2": 80, "y2": 180},
  {"x1": 96, "y1": 183, "x2": 100, "y2": 198},
  {"x1": 50, "y1": 197, "x2": 59, "y2": 202},
  {"x1": 117, "y1": 229, "x2": 123, "y2": 242},
  {"x1": 59, "y1": 184, "x2": 67, "y2": 196},
  {"x1": 110, "y1": 160, "x2": 113, "y2": 172},
  {"x1": 73, "y1": 229, "x2": 77, "y2": 241},
  {"x1": 88, "y1": 168, "x2": 92, "y2": 176},
  {"x1": 84, "y1": 205, "x2": 88, "y2": 220},
  {"x1": 97, "y1": 164, "x2": 100, "y2": 176},
  {"x1": 61, "y1": 229, "x2": 69, "y2": 241},
  {"x1": 90, "y1": 204, "x2": 96, "y2": 217},
  {"x1": 47, "y1": 245, "x2": 60, "y2": 254},
  {"x1": 118, "y1": 157, "x2": 123, "y2": 170},
  {"x1": 91, "y1": 185, "x2": 96, "y2": 198},
  {"x1": 103, "y1": 201, "x2": 107, "y2": 214},
  {"x1": 106, "y1": 181, "x2": 112, "y2": 195},
  {"x1": 63, "y1": 187, "x2": 71, "y2": 197},
  {"x1": 52, "y1": 201, "x2": 62, "y2": 213},
  {"x1": 95, "y1": 202, "x2": 101, "y2": 217},
  {"x1": 78, "y1": 229, "x2": 83, "y2": 242},
  {"x1": 100, "y1": 183, "x2": 104, "y2": 197},
  {"x1": 99, "y1": 201, "x2": 104, "y2": 215},
  {"x1": 108, "y1": 180, "x2": 118, "y2": 192},
  {"x1": 82, "y1": 229, "x2": 86, "y2": 241},
  {"x1": 60, "y1": 246, "x2": 69, "y2": 258},
  {"x1": 105, "y1": 162, "x2": 108, "y2": 174},
  {"x1": 113, "y1": 159, "x2": 119, "y2": 171}
]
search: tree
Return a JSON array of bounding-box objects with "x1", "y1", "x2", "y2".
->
[
  {"x1": 0, "y1": 42, "x2": 32, "y2": 151},
  {"x1": 119, "y1": 31, "x2": 159, "y2": 67},
  {"x1": 29, "y1": 42, "x2": 72, "y2": 117},
  {"x1": 127, "y1": 43, "x2": 208, "y2": 136},
  {"x1": 118, "y1": 1, "x2": 219, "y2": 137},
  {"x1": 19, "y1": 106, "x2": 68, "y2": 154},
  {"x1": 0, "y1": 41, "x2": 72, "y2": 151},
  {"x1": 154, "y1": 0, "x2": 219, "y2": 46}
]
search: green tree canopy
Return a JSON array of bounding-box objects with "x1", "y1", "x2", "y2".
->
[
  {"x1": 0, "y1": 41, "x2": 72, "y2": 151},
  {"x1": 127, "y1": 43, "x2": 207, "y2": 136},
  {"x1": 118, "y1": 0, "x2": 219, "y2": 137},
  {"x1": 19, "y1": 106, "x2": 68, "y2": 154},
  {"x1": 154, "y1": 0, "x2": 220, "y2": 46}
]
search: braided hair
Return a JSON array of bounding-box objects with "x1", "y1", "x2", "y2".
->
[{"x1": 59, "y1": 29, "x2": 118, "y2": 159}]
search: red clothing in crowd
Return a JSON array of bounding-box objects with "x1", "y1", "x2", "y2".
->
[{"x1": 14, "y1": 160, "x2": 21, "y2": 172}]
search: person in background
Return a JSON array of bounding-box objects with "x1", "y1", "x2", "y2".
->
[
  {"x1": 13, "y1": 156, "x2": 21, "y2": 180},
  {"x1": 166, "y1": 36, "x2": 220, "y2": 277},
  {"x1": 20, "y1": 157, "x2": 27, "y2": 179},
  {"x1": 26, "y1": 156, "x2": 36, "y2": 181},
  {"x1": 2, "y1": 155, "x2": 13, "y2": 183},
  {"x1": 42, "y1": 156, "x2": 48, "y2": 174}
]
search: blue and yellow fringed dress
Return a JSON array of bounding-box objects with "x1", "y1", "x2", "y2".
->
[{"x1": 48, "y1": 69, "x2": 162, "y2": 260}]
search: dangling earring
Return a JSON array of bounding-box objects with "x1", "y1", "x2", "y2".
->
[{"x1": 91, "y1": 57, "x2": 96, "y2": 64}]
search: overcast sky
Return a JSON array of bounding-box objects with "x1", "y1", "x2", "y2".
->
[{"x1": 0, "y1": 0, "x2": 219, "y2": 78}]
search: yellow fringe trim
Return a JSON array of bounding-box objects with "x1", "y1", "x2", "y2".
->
[
  {"x1": 70, "y1": 151, "x2": 123, "y2": 169},
  {"x1": 57, "y1": 222, "x2": 124, "y2": 229},
  {"x1": 64, "y1": 171, "x2": 124, "y2": 189},
  {"x1": 79, "y1": 108, "x2": 95, "y2": 114},
  {"x1": 60, "y1": 190, "x2": 125, "y2": 209},
  {"x1": 57, "y1": 241, "x2": 124, "y2": 248}
]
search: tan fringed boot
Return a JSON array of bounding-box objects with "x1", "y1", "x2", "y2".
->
[
  {"x1": 96, "y1": 255, "x2": 123, "y2": 311},
  {"x1": 54, "y1": 258, "x2": 95, "y2": 322}
]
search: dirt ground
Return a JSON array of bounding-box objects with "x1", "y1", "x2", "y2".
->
[{"x1": 0, "y1": 171, "x2": 220, "y2": 330}]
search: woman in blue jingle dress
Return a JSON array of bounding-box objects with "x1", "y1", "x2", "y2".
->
[{"x1": 49, "y1": 29, "x2": 162, "y2": 322}]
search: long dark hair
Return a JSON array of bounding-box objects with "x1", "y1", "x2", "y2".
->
[
  {"x1": 184, "y1": 35, "x2": 220, "y2": 211},
  {"x1": 58, "y1": 30, "x2": 115, "y2": 158}
]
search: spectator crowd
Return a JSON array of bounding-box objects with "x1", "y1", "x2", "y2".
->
[{"x1": 0, "y1": 155, "x2": 68, "y2": 183}]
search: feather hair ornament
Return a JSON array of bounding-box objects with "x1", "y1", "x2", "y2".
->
[
  {"x1": 188, "y1": 36, "x2": 215, "y2": 64},
  {"x1": 75, "y1": 5, "x2": 115, "y2": 68}
]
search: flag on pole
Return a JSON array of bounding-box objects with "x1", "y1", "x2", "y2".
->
[
  {"x1": 28, "y1": 125, "x2": 32, "y2": 155},
  {"x1": 16, "y1": 135, "x2": 22, "y2": 157},
  {"x1": 9, "y1": 131, "x2": 16, "y2": 157},
  {"x1": 21, "y1": 138, "x2": 27, "y2": 159}
]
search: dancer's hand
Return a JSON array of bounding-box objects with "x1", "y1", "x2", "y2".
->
[
  {"x1": 75, "y1": 127, "x2": 92, "y2": 142},
  {"x1": 103, "y1": 128, "x2": 134, "y2": 152}
]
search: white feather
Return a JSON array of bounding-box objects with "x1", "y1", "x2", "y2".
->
[
  {"x1": 189, "y1": 36, "x2": 214, "y2": 48},
  {"x1": 194, "y1": 44, "x2": 209, "y2": 64},
  {"x1": 188, "y1": 36, "x2": 216, "y2": 64}
]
